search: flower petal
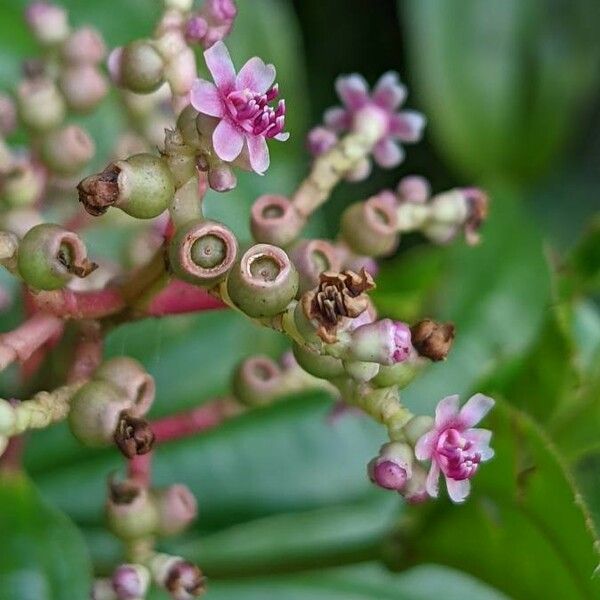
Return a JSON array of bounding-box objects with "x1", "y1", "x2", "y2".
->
[
  {"x1": 236, "y1": 56, "x2": 276, "y2": 94},
  {"x1": 373, "y1": 138, "x2": 404, "y2": 168},
  {"x1": 446, "y1": 477, "x2": 471, "y2": 503},
  {"x1": 414, "y1": 430, "x2": 437, "y2": 461},
  {"x1": 246, "y1": 134, "x2": 270, "y2": 174},
  {"x1": 190, "y1": 79, "x2": 224, "y2": 117},
  {"x1": 335, "y1": 74, "x2": 370, "y2": 110},
  {"x1": 323, "y1": 107, "x2": 350, "y2": 132},
  {"x1": 274, "y1": 131, "x2": 290, "y2": 142},
  {"x1": 389, "y1": 110, "x2": 426, "y2": 142},
  {"x1": 434, "y1": 394, "x2": 460, "y2": 428},
  {"x1": 204, "y1": 40, "x2": 236, "y2": 90},
  {"x1": 458, "y1": 393, "x2": 495, "y2": 428},
  {"x1": 212, "y1": 119, "x2": 244, "y2": 162},
  {"x1": 465, "y1": 428, "x2": 495, "y2": 461},
  {"x1": 425, "y1": 462, "x2": 440, "y2": 498},
  {"x1": 373, "y1": 71, "x2": 407, "y2": 111}
]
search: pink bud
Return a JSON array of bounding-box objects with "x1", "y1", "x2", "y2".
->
[
  {"x1": 306, "y1": 126, "x2": 337, "y2": 157},
  {"x1": 61, "y1": 27, "x2": 106, "y2": 65},
  {"x1": 112, "y1": 564, "x2": 150, "y2": 600},
  {"x1": 25, "y1": 2, "x2": 69, "y2": 45},
  {"x1": 367, "y1": 442, "x2": 413, "y2": 491},
  {"x1": 397, "y1": 175, "x2": 430, "y2": 203}
]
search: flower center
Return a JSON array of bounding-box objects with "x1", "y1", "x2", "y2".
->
[
  {"x1": 225, "y1": 84, "x2": 286, "y2": 138},
  {"x1": 436, "y1": 427, "x2": 481, "y2": 480}
]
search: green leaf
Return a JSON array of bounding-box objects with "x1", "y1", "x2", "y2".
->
[
  {"x1": 402, "y1": 0, "x2": 600, "y2": 182},
  {"x1": 32, "y1": 393, "x2": 386, "y2": 531},
  {"x1": 401, "y1": 188, "x2": 550, "y2": 414},
  {"x1": 386, "y1": 399, "x2": 600, "y2": 600},
  {"x1": 0, "y1": 471, "x2": 92, "y2": 600}
]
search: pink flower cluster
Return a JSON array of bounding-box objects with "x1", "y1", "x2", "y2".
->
[
  {"x1": 185, "y1": 0, "x2": 237, "y2": 49},
  {"x1": 190, "y1": 41, "x2": 288, "y2": 174}
]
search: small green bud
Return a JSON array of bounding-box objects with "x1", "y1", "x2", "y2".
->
[
  {"x1": 41, "y1": 125, "x2": 95, "y2": 175},
  {"x1": 16, "y1": 78, "x2": 66, "y2": 132},
  {"x1": 1, "y1": 162, "x2": 45, "y2": 208},
  {"x1": 371, "y1": 359, "x2": 423, "y2": 389},
  {"x1": 106, "y1": 478, "x2": 159, "y2": 541},
  {"x1": 120, "y1": 40, "x2": 165, "y2": 94},
  {"x1": 292, "y1": 343, "x2": 344, "y2": 379},
  {"x1": 18, "y1": 223, "x2": 97, "y2": 290},
  {"x1": 402, "y1": 415, "x2": 434, "y2": 446},
  {"x1": 343, "y1": 360, "x2": 380, "y2": 382},
  {"x1": 227, "y1": 244, "x2": 299, "y2": 318}
]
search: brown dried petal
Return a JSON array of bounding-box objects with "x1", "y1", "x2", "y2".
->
[
  {"x1": 108, "y1": 477, "x2": 142, "y2": 505},
  {"x1": 410, "y1": 319, "x2": 455, "y2": 361},
  {"x1": 165, "y1": 561, "x2": 206, "y2": 598},
  {"x1": 77, "y1": 163, "x2": 120, "y2": 216},
  {"x1": 114, "y1": 412, "x2": 155, "y2": 458}
]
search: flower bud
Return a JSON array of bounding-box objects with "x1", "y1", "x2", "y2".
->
[
  {"x1": 250, "y1": 195, "x2": 304, "y2": 247},
  {"x1": 402, "y1": 415, "x2": 434, "y2": 446},
  {"x1": 410, "y1": 319, "x2": 455, "y2": 361},
  {"x1": 117, "y1": 41, "x2": 166, "y2": 93},
  {"x1": 1, "y1": 161, "x2": 45, "y2": 208},
  {"x1": 227, "y1": 244, "x2": 299, "y2": 318},
  {"x1": 169, "y1": 219, "x2": 238, "y2": 286},
  {"x1": 68, "y1": 381, "x2": 131, "y2": 447},
  {"x1": 289, "y1": 239, "x2": 342, "y2": 295},
  {"x1": 371, "y1": 359, "x2": 423, "y2": 389},
  {"x1": 41, "y1": 125, "x2": 95, "y2": 175},
  {"x1": 343, "y1": 360, "x2": 379, "y2": 382},
  {"x1": 164, "y1": 47, "x2": 197, "y2": 96},
  {"x1": 185, "y1": 16, "x2": 208, "y2": 44},
  {"x1": 0, "y1": 94, "x2": 16, "y2": 136},
  {"x1": 61, "y1": 27, "x2": 106, "y2": 64},
  {"x1": 400, "y1": 464, "x2": 430, "y2": 504},
  {"x1": 397, "y1": 175, "x2": 430, "y2": 203},
  {"x1": 111, "y1": 564, "x2": 150, "y2": 600},
  {"x1": 59, "y1": 65, "x2": 108, "y2": 113},
  {"x1": 348, "y1": 319, "x2": 411, "y2": 366},
  {"x1": 205, "y1": 162, "x2": 236, "y2": 192},
  {"x1": 91, "y1": 578, "x2": 117, "y2": 600},
  {"x1": 153, "y1": 484, "x2": 198, "y2": 537},
  {"x1": 306, "y1": 126, "x2": 337, "y2": 156},
  {"x1": 25, "y1": 2, "x2": 69, "y2": 46},
  {"x1": 344, "y1": 157, "x2": 371, "y2": 182},
  {"x1": 232, "y1": 355, "x2": 282, "y2": 406},
  {"x1": 94, "y1": 357, "x2": 155, "y2": 416},
  {"x1": 106, "y1": 478, "x2": 159, "y2": 541},
  {"x1": 340, "y1": 196, "x2": 399, "y2": 257},
  {"x1": 16, "y1": 78, "x2": 66, "y2": 132},
  {"x1": 18, "y1": 223, "x2": 97, "y2": 290},
  {"x1": 150, "y1": 554, "x2": 205, "y2": 600},
  {"x1": 292, "y1": 343, "x2": 344, "y2": 379},
  {"x1": 368, "y1": 442, "x2": 413, "y2": 491},
  {"x1": 78, "y1": 154, "x2": 175, "y2": 218}
]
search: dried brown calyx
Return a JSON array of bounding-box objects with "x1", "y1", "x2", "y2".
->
[
  {"x1": 302, "y1": 268, "x2": 375, "y2": 343},
  {"x1": 165, "y1": 561, "x2": 206, "y2": 598},
  {"x1": 464, "y1": 188, "x2": 489, "y2": 245},
  {"x1": 108, "y1": 477, "x2": 142, "y2": 505},
  {"x1": 410, "y1": 319, "x2": 455, "y2": 361},
  {"x1": 113, "y1": 412, "x2": 155, "y2": 458},
  {"x1": 77, "y1": 163, "x2": 120, "y2": 216}
]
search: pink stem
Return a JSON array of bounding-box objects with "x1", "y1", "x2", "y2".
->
[
  {"x1": 67, "y1": 322, "x2": 104, "y2": 383},
  {"x1": 151, "y1": 398, "x2": 239, "y2": 443},
  {"x1": 145, "y1": 279, "x2": 225, "y2": 316},
  {"x1": 0, "y1": 313, "x2": 64, "y2": 371},
  {"x1": 128, "y1": 452, "x2": 153, "y2": 486},
  {"x1": 28, "y1": 287, "x2": 126, "y2": 319}
]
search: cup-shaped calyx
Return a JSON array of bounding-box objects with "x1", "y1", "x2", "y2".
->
[
  {"x1": 232, "y1": 355, "x2": 283, "y2": 406},
  {"x1": 250, "y1": 195, "x2": 305, "y2": 247},
  {"x1": 227, "y1": 244, "x2": 299, "y2": 318},
  {"x1": 169, "y1": 219, "x2": 238, "y2": 286},
  {"x1": 340, "y1": 195, "x2": 399, "y2": 257},
  {"x1": 289, "y1": 239, "x2": 342, "y2": 295},
  {"x1": 68, "y1": 357, "x2": 155, "y2": 455},
  {"x1": 77, "y1": 154, "x2": 175, "y2": 219},
  {"x1": 153, "y1": 484, "x2": 198, "y2": 537},
  {"x1": 17, "y1": 223, "x2": 97, "y2": 290}
]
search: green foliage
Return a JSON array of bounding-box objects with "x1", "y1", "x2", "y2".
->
[{"x1": 0, "y1": 471, "x2": 92, "y2": 600}]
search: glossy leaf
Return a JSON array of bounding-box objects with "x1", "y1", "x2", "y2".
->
[{"x1": 0, "y1": 471, "x2": 92, "y2": 600}]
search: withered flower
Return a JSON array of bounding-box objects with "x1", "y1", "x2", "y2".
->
[
  {"x1": 113, "y1": 412, "x2": 155, "y2": 458},
  {"x1": 410, "y1": 319, "x2": 455, "y2": 361}
]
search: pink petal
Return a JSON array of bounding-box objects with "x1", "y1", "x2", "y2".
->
[
  {"x1": 274, "y1": 132, "x2": 289, "y2": 141},
  {"x1": 425, "y1": 462, "x2": 440, "y2": 498},
  {"x1": 107, "y1": 47, "x2": 124, "y2": 85},
  {"x1": 323, "y1": 106, "x2": 350, "y2": 132},
  {"x1": 335, "y1": 74, "x2": 370, "y2": 110},
  {"x1": 190, "y1": 79, "x2": 224, "y2": 117},
  {"x1": 389, "y1": 111, "x2": 426, "y2": 142},
  {"x1": 446, "y1": 477, "x2": 471, "y2": 503},
  {"x1": 372, "y1": 72, "x2": 407, "y2": 111},
  {"x1": 464, "y1": 428, "x2": 493, "y2": 460},
  {"x1": 414, "y1": 430, "x2": 437, "y2": 461},
  {"x1": 212, "y1": 119, "x2": 244, "y2": 161},
  {"x1": 236, "y1": 56, "x2": 276, "y2": 94},
  {"x1": 458, "y1": 393, "x2": 494, "y2": 428},
  {"x1": 204, "y1": 40, "x2": 236, "y2": 90},
  {"x1": 246, "y1": 134, "x2": 269, "y2": 174},
  {"x1": 373, "y1": 138, "x2": 404, "y2": 168},
  {"x1": 434, "y1": 394, "x2": 460, "y2": 428}
]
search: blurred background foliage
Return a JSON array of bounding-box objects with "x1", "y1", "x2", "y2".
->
[{"x1": 0, "y1": 0, "x2": 599, "y2": 598}]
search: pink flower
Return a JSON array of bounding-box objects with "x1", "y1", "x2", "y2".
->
[
  {"x1": 324, "y1": 72, "x2": 425, "y2": 169},
  {"x1": 190, "y1": 41, "x2": 288, "y2": 174},
  {"x1": 415, "y1": 393, "x2": 494, "y2": 503}
]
